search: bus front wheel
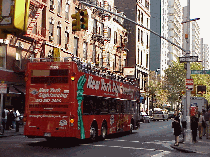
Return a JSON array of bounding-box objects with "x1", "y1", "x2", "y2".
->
[{"x1": 90, "y1": 125, "x2": 98, "y2": 141}]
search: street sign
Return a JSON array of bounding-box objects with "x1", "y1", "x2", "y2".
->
[
  {"x1": 185, "y1": 79, "x2": 194, "y2": 90},
  {"x1": 0, "y1": 83, "x2": 7, "y2": 93},
  {"x1": 179, "y1": 56, "x2": 198, "y2": 63},
  {"x1": 191, "y1": 70, "x2": 210, "y2": 74}
]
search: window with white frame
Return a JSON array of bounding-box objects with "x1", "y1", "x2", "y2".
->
[
  {"x1": 57, "y1": 22, "x2": 61, "y2": 45},
  {"x1": 0, "y1": 45, "x2": 6, "y2": 68},
  {"x1": 83, "y1": 42, "x2": 87, "y2": 60},
  {"x1": 114, "y1": 31, "x2": 117, "y2": 44},
  {"x1": 73, "y1": 37, "x2": 78, "y2": 56},
  {"x1": 58, "y1": 0, "x2": 62, "y2": 15},
  {"x1": 65, "y1": 1, "x2": 70, "y2": 21}
]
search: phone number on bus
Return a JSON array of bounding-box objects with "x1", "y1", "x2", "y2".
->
[{"x1": 35, "y1": 99, "x2": 61, "y2": 103}]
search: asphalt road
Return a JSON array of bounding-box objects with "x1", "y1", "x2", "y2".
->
[{"x1": 0, "y1": 120, "x2": 209, "y2": 157}]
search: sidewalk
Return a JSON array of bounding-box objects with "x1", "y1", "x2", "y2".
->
[
  {"x1": 170, "y1": 135, "x2": 210, "y2": 154},
  {"x1": 0, "y1": 125, "x2": 24, "y2": 138}
]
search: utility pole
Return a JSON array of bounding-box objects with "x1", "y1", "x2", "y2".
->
[{"x1": 184, "y1": 0, "x2": 192, "y2": 143}]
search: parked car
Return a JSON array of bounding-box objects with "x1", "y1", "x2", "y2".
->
[{"x1": 140, "y1": 112, "x2": 150, "y2": 123}]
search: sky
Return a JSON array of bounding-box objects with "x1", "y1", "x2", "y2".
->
[{"x1": 180, "y1": 0, "x2": 210, "y2": 46}]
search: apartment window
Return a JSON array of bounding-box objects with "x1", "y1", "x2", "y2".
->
[
  {"x1": 120, "y1": 35, "x2": 123, "y2": 47},
  {"x1": 93, "y1": 19, "x2": 97, "y2": 34},
  {"x1": 73, "y1": 37, "x2": 78, "y2": 56},
  {"x1": 49, "y1": 18, "x2": 54, "y2": 41},
  {"x1": 0, "y1": 45, "x2": 6, "y2": 68},
  {"x1": 114, "y1": 54, "x2": 117, "y2": 70},
  {"x1": 65, "y1": 27, "x2": 69, "y2": 49},
  {"x1": 140, "y1": 51, "x2": 142, "y2": 65},
  {"x1": 119, "y1": 56, "x2": 121, "y2": 71},
  {"x1": 65, "y1": 3, "x2": 70, "y2": 21},
  {"x1": 146, "y1": 54, "x2": 148, "y2": 68},
  {"x1": 107, "y1": 51, "x2": 110, "y2": 67},
  {"x1": 146, "y1": 34, "x2": 149, "y2": 49},
  {"x1": 138, "y1": 10, "x2": 140, "y2": 21},
  {"x1": 92, "y1": 44, "x2": 96, "y2": 63},
  {"x1": 147, "y1": 18, "x2": 149, "y2": 28},
  {"x1": 141, "y1": 12, "x2": 143, "y2": 24},
  {"x1": 141, "y1": 30, "x2": 143, "y2": 45},
  {"x1": 108, "y1": 27, "x2": 111, "y2": 38},
  {"x1": 138, "y1": 28, "x2": 140, "y2": 42},
  {"x1": 83, "y1": 42, "x2": 87, "y2": 60},
  {"x1": 101, "y1": 23, "x2": 104, "y2": 36},
  {"x1": 137, "y1": 48, "x2": 139, "y2": 64},
  {"x1": 57, "y1": 24, "x2": 61, "y2": 45},
  {"x1": 114, "y1": 31, "x2": 117, "y2": 44},
  {"x1": 58, "y1": 0, "x2": 62, "y2": 15},
  {"x1": 50, "y1": 0, "x2": 54, "y2": 10}
]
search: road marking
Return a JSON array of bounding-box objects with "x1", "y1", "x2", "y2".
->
[
  {"x1": 93, "y1": 145, "x2": 106, "y2": 147},
  {"x1": 151, "y1": 151, "x2": 171, "y2": 157}
]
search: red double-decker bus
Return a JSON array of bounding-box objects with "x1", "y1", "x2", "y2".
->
[{"x1": 24, "y1": 58, "x2": 140, "y2": 140}]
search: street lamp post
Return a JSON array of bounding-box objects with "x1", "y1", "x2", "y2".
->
[{"x1": 182, "y1": 0, "x2": 200, "y2": 144}]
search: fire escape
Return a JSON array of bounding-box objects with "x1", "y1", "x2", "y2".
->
[
  {"x1": 13, "y1": 0, "x2": 47, "y2": 73},
  {"x1": 24, "y1": 0, "x2": 47, "y2": 55}
]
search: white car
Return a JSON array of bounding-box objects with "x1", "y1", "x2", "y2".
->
[
  {"x1": 153, "y1": 111, "x2": 168, "y2": 121},
  {"x1": 140, "y1": 112, "x2": 150, "y2": 123}
]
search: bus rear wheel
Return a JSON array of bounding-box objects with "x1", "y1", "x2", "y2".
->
[{"x1": 101, "y1": 126, "x2": 107, "y2": 140}]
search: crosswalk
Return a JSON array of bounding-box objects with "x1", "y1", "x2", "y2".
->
[{"x1": 80, "y1": 139, "x2": 174, "y2": 156}]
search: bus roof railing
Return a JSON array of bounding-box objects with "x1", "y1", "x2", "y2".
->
[{"x1": 28, "y1": 57, "x2": 139, "y2": 87}]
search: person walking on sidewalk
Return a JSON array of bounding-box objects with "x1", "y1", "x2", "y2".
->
[
  {"x1": 2, "y1": 108, "x2": 9, "y2": 133},
  {"x1": 11, "y1": 108, "x2": 16, "y2": 130},
  {"x1": 198, "y1": 112, "x2": 205, "y2": 139},
  {"x1": 191, "y1": 116, "x2": 198, "y2": 143},
  {"x1": 15, "y1": 110, "x2": 20, "y2": 132},
  {"x1": 172, "y1": 116, "x2": 181, "y2": 146}
]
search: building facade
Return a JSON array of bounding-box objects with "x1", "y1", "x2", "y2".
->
[
  {"x1": 115, "y1": 0, "x2": 150, "y2": 112},
  {"x1": 150, "y1": 0, "x2": 182, "y2": 76},
  {"x1": 0, "y1": 0, "x2": 129, "y2": 112}
]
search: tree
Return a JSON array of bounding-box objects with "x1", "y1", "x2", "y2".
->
[{"x1": 164, "y1": 61, "x2": 186, "y2": 107}]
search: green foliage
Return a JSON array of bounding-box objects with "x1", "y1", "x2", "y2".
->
[{"x1": 164, "y1": 61, "x2": 186, "y2": 104}]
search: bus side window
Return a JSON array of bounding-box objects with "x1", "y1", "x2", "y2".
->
[
  {"x1": 101, "y1": 98, "x2": 108, "y2": 114},
  {"x1": 109, "y1": 99, "x2": 116, "y2": 114},
  {"x1": 116, "y1": 100, "x2": 120, "y2": 113},
  {"x1": 127, "y1": 101, "x2": 130, "y2": 114},
  {"x1": 83, "y1": 96, "x2": 90, "y2": 115}
]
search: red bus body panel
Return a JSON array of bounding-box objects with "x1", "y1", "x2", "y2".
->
[{"x1": 24, "y1": 61, "x2": 138, "y2": 139}]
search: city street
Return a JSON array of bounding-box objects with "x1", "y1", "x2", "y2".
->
[{"x1": 0, "y1": 120, "x2": 209, "y2": 157}]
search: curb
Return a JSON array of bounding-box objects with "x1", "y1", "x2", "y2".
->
[
  {"x1": 0, "y1": 133, "x2": 23, "y2": 138},
  {"x1": 170, "y1": 144, "x2": 196, "y2": 153}
]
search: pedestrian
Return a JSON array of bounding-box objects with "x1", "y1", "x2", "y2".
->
[
  {"x1": 11, "y1": 108, "x2": 16, "y2": 130},
  {"x1": 2, "y1": 108, "x2": 9, "y2": 132},
  {"x1": 172, "y1": 116, "x2": 181, "y2": 146},
  {"x1": 203, "y1": 110, "x2": 208, "y2": 136},
  {"x1": 198, "y1": 112, "x2": 205, "y2": 139},
  {"x1": 15, "y1": 110, "x2": 20, "y2": 132},
  {"x1": 191, "y1": 116, "x2": 198, "y2": 143},
  {"x1": 7, "y1": 109, "x2": 13, "y2": 130}
]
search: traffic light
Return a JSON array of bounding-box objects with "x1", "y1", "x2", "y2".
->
[
  {"x1": 0, "y1": 0, "x2": 30, "y2": 37},
  {"x1": 71, "y1": 12, "x2": 81, "y2": 31},
  {"x1": 80, "y1": 9, "x2": 88, "y2": 30}
]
